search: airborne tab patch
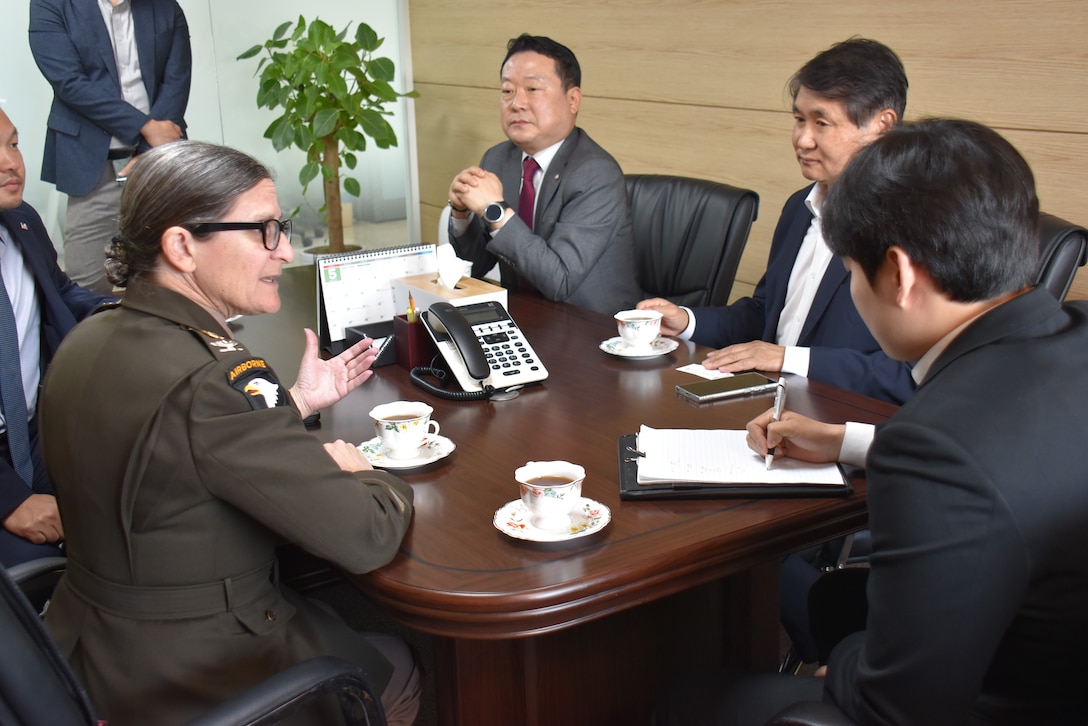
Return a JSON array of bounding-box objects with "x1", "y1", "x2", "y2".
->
[{"x1": 227, "y1": 358, "x2": 288, "y2": 410}]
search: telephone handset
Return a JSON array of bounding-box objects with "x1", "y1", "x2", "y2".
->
[{"x1": 410, "y1": 301, "x2": 548, "y2": 400}]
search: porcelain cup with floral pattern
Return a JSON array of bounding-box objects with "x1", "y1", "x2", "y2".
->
[
  {"x1": 515, "y1": 460, "x2": 586, "y2": 530},
  {"x1": 369, "y1": 401, "x2": 440, "y2": 459},
  {"x1": 614, "y1": 309, "x2": 662, "y2": 351}
]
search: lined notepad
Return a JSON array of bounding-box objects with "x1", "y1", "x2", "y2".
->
[{"x1": 635, "y1": 425, "x2": 845, "y2": 486}]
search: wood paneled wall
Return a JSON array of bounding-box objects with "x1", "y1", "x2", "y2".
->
[{"x1": 409, "y1": 0, "x2": 1088, "y2": 300}]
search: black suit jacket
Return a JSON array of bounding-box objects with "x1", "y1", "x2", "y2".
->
[
  {"x1": 825, "y1": 288, "x2": 1088, "y2": 723},
  {"x1": 0, "y1": 203, "x2": 107, "y2": 518},
  {"x1": 690, "y1": 187, "x2": 915, "y2": 404},
  {"x1": 451, "y1": 127, "x2": 643, "y2": 315}
]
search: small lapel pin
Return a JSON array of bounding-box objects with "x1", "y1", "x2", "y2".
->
[{"x1": 19, "y1": 222, "x2": 28, "y2": 230}]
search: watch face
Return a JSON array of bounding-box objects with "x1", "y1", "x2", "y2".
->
[{"x1": 484, "y1": 203, "x2": 504, "y2": 223}]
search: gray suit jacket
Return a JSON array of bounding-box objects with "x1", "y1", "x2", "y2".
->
[{"x1": 451, "y1": 127, "x2": 643, "y2": 315}]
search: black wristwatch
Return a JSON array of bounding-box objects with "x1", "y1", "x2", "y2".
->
[{"x1": 482, "y1": 201, "x2": 509, "y2": 225}]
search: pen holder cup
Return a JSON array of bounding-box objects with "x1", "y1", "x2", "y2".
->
[{"x1": 394, "y1": 314, "x2": 438, "y2": 372}]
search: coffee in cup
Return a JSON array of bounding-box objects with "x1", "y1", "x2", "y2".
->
[
  {"x1": 369, "y1": 401, "x2": 441, "y2": 460},
  {"x1": 514, "y1": 460, "x2": 586, "y2": 530},
  {"x1": 614, "y1": 309, "x2": 662, "y2": 351}
]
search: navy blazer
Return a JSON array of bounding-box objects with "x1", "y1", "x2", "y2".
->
[
  {"x1": 690, "y1": 186, "x2": 915, "y2": 404},
  {"x1": 826, "y1": 289, "x2": 1088, "y2": 723},
  {"x1": 29, "y1": 0, "x2": 191, "y2": 196},
  {"x1": 451, "y1": 127, "x2": 644, "y2": 315},
  {"x1": 0, "y1": 203, "x2": 108, "y2": 518}
]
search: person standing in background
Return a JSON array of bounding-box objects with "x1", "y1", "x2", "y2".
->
[{"x1": 29, "y1": 0, "x2": 191, "y2": 294}]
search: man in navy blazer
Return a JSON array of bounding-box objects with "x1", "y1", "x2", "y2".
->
[
  {"x1": 29, "y1": 0, "x2": 191, "y2": 294},
  {"x1": 639, "y1": 39, "x2": 914, "y2": 405},
  {"x1": 0, "y1": 107, "x2": 109, "y2": 567},
  {"x1": 447, "y1": 34, "x2": 642, "y2": 315}
]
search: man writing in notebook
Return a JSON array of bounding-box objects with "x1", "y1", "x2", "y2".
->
[
  {"x1": 697, "y1": 119, "x2": 1088, "y2": 724},
  {"x1": 446, "y1": 33, "x2": 642, "y2": 315},
  {"x1": 637, "y1": 38, "x2": 914, "y2": 405}
]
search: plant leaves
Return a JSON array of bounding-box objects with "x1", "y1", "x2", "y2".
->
[
  {"x1": 299, "y1": 161, "x2": 320, "y2": 188},
  {"x1": 343, "y1": 176, "x2": 361, "y2": 197},
  {"x1": 355, "y1": 23, "x2": 379, "y2": 52},
  {"x1": 368, "y1": 57, "x2": 395, "y2": 83},
  {"x1": 312, "y1": 107, "x2": 339, "y2": 138}
]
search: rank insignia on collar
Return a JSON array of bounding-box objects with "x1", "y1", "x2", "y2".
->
[{"x1": 210, "y1": 339, "x2": 245, "y2": 354}]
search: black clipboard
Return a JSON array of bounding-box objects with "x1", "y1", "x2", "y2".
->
[{"x1": 617, "y1": 433, "x2": 853, "y2": 500}]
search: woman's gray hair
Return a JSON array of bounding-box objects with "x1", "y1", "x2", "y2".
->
[{"x1": 105, "y1": 140, "x2": 272, "y2": 287}]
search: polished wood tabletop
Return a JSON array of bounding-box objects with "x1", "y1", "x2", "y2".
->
[{"x1": 234, "y1": 265, "x2": 896, "y2": 726}]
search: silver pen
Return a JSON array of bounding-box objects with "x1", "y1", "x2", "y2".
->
[{"x1": 765, "y1": 377, "x2": 787, "y2": 470}]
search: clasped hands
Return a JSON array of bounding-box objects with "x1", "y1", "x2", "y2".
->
[{"x1": 448, "y1": 167, "x2": 506, "y2": 218}]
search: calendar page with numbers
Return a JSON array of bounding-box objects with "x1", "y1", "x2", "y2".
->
[{"x1": 317, "y1": 244, "x2": 437, "y2": 343}]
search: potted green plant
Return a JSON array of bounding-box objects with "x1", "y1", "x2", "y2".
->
[{"x1": 238, "y1": 16, "x2": 417, "y2": 255}]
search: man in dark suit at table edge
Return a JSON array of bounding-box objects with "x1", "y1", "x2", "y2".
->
[
  {"x1": 447, "y1": 33, "x2": 643, "y2": 316},
  {"x1": 657, "y1": 118, "x2": 1088, "y2": 725},
  {"x1": 0, "y1": 106, "x2": 111, "y2": 567},
  {"x1": 638, "y1": 38, "x2": 915, "y2": 406}
]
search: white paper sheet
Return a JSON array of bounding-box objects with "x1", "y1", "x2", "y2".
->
[{"x1": 636, "y1": 425, "x2": 844, "y2": 486}]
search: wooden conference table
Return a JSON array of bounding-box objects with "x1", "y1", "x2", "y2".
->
[{"x1": 233, "y1": 265, "x2": 896, "y2": 726}]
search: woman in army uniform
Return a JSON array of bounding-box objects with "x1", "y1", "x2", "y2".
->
[{"x1": 38, "y1": 141, "x2": 420, "y2": 725}]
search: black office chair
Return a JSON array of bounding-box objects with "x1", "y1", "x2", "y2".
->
[
  {"x1": 1036, "y1": 212, "x2": 1087, "y2": 301},
  {"x1": 7, "y1": 555, "x2": 66, "y2": 617},
  {"x1": 625, "y1": 174, "x2": 759, "y2": 308},
  {"x1": 0, "y1": 562, "x2": 386, "y2": 726}
]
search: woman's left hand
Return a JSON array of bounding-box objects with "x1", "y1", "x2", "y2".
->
[{"x1": 289, "y1": 328, "x2": 378, "y2": 418}]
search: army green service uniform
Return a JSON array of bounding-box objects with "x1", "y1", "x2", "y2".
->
[{"x1": 40, "y1": 278, "x2": 414, "y2": 726}]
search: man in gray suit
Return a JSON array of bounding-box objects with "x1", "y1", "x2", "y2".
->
[{"x1": 447, "y1": 34, "x2": 642, "y2": 315}]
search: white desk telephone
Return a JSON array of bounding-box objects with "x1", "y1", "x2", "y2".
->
[{"x1": 411, "y1": 301, "x2": 548, "y2": 400}]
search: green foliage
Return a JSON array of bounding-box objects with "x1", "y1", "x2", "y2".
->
[{"x1": 237, "y1": 15, "x2": 418, "y2": 209}]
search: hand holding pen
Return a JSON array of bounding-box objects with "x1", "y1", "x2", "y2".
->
[{"x1": 765, "y1": 377, "x2": 787, "y2": 470}]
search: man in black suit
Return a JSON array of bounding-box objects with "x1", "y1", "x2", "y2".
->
[
  {"x1": 0, "y1": 106, "x2": 108, "y2": 567},
  {"x1": 658, "y1": 119, "x2": 1088, "y2": 724},
  {"x1": 447, "y1": 33, "x2": 642, "y2": 315}
]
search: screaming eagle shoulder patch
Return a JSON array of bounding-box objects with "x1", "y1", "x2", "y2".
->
[{"x1": 227, "y1": 358, "x2": 289, "y2": 410}]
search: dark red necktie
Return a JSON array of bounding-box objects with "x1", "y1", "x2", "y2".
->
[{"x1": 518, "y1": 156, "x2": 540, "y2": 230}]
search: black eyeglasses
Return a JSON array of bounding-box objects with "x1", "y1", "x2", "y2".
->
[{"x1": 187, "y1": 219, "x2": 293, "y2": 251}]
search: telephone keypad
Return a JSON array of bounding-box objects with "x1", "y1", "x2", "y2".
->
[{"x1": 476, "y1": 321, "x2": 539, "y2": 375}]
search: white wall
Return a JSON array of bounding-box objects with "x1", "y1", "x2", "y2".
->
[{"x1": 0, "y1": 0, "x2": 418, "y2": 249}]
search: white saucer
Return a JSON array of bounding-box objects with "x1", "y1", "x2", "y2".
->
[
  {"x1": 357, "y1": 434, "x2": 456, "y2": 469},
  {"x1": 599, "y1": 336, "x2": 679, "y2": 359},
  {"x1": 493, "y1": 497, "x2": 611, "y2": 542}
]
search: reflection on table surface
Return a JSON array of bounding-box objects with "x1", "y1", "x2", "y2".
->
[{"x1": 234, "y1": 265, "x2": 896, "y2": 726}]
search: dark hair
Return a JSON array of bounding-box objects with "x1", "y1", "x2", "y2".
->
[
  {"x1": 106, "y1": 141, "x2": 272, "y2": 287},
  {"x1": 822, "y1": 118, "x2": 1039, "y2": 302},
  {"x1": 789, "y1": 38, "x2": 907, "y2": 126},
  {"x1": 502, "y1": 34, "x2": 581, "y2": 90}
]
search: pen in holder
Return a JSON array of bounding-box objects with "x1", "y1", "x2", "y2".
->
[{"x1": 394, "y1": 313, "x2": 437, "y2": 371}]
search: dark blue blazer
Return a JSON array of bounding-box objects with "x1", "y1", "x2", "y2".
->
[
  {"x1": 690, "y1": 186, "x2": 915, "y2": 404},
  {"x1": 0, "y1": 203, "x2": 108, "y2": 518},
  {"x1": 29, "y1": 0, "x2": 191, "y2": 196}
]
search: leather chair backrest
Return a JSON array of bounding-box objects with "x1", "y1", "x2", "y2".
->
[
  {"x1": 0, "y1": 563, "x2": 98, "y2": 725},
  {"x1": 1037, "y1": 212, "x2": 1087, "y2": 301},
  {"x1": 625, "y1": 174, "x2": 759, "y2": 308}
]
